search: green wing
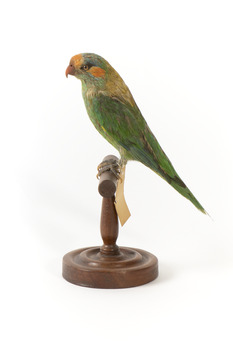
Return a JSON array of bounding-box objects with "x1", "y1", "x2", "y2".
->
[{"x1": 89, "y1": 94, "x2": 206, "y2": 213}]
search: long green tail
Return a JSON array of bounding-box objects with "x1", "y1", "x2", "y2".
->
[
  {"x1": 149, "y1": 161, "x2": 206, "y2": 214},
  {"x1": 129, "y1": 130, "x2": 206, "y2": 214}
]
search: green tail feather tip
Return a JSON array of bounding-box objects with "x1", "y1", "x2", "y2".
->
[{"x1": 171, "y1": 180, "x2": 208, "y2": 215}]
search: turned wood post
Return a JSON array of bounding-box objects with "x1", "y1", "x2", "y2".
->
[{"x1": 98, "y1": 155, "x2": 120, "y2": 256}]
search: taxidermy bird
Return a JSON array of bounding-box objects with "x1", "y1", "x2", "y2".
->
[{"x1": 66, "y1": 53, "x2": 206, "y2": 214}]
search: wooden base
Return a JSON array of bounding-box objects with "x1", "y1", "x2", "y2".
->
[
  {"x1": 63, "y1": 246, "x2": 158, "y2": 289},
  {"x1": 62, "y1": 156, "x2": 159, "y2": 289}
]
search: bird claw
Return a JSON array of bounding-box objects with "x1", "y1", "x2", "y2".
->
[{"x1": 97, "y1": 159, "x2": 121, "y2": 179}]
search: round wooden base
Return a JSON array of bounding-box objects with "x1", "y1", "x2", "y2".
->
[{"x1": 62, "y1": 246, "x2": 158, "y2": 289}]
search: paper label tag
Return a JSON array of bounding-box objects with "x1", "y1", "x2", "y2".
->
[{"x1": 115, "y1": 165, "x2": 131, "y2": 226}]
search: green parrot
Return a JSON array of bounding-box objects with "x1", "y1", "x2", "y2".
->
[{"x1": 66, "y1": 53, "x2": 206, "y2": 214}]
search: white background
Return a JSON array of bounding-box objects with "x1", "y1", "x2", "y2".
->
[{"x1": 1, "y1": 0, "x2": 233, "y2": 349}]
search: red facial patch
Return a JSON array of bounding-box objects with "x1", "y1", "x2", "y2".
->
[
  {"x1": 89, "y1": 66, "x2": 105, "y2": 78},
  {"x1": 71, "y1": 54, "x2": 84, "y2": 68}
]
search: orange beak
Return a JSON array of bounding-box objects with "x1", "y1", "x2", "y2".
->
[{"x1": 65, "y1": 64, "x2": 75, "y2": 78}]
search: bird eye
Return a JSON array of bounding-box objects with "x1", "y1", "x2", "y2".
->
[{"x1": 82, "y1": 65, "x2": 89, "y2": 71}]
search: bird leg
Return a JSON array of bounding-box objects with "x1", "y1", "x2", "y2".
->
[
  {"x1": 117, "y1": 157, "x2": 127, "y2": 183},
  {"x1": 97, "y1": 158, "x2": 121, "y2": 179}
]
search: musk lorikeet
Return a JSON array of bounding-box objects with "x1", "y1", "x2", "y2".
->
[{"x1": 66, "y1": 53, "x2": 206, "y2": 214}]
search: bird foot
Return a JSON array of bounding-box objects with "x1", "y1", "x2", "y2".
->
[{"x1": 97, "y1": 159, "x2": 121, "y2": 179}]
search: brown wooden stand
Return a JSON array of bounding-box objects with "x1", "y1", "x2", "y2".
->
[{"x1": 62, "y1": 155, "x2": 158, "y2": 288}]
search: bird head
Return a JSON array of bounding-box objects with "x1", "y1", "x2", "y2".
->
[
  {"x1": 65, "y1": 53, "x2": 109, "y2": 85},
  {"x1": 66, "y1": 53, "x2": 135, "y2": 105}
]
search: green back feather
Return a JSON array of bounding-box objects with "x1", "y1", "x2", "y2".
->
[{"x1": 83, "y1": 92, "x2": 206, "y2": 214}]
